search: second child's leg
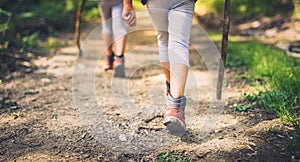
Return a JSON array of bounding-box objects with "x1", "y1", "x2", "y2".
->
[
  {"x1": 98, "y1": 2, "x2": 114, "y2": 70},
  {"x1": 112, "y1": 3, "x2": 127, "y2": 57},
  {"x1": 112, "y1": 2, "x2": 127, "y2": 77}
]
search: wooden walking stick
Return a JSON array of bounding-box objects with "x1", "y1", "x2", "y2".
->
[
  {"x1": 75, "y1": 0, "x2": 87, "y2": 57},
  {"x1": 216, "y1": 0, "x2": 231, "y2": 100}
]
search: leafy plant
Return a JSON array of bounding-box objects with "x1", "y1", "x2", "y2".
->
[
  {"x1": 232, "y1": 103, "x2": 253, "y2": 112},
  {"x1": 46, "y1": 37, "x2": 60, "y2": 50},
  {"x1": 0, "y1": 8, "x2": 11, "y2": 49},
  {"x1": 11, "y1": 112, "x2": 22, "y2": 119},
  {"x1": 267, "y1": 126, "x2": 280, "y2": 134},
  {"x1": 156, "y1": 150, "x2": 192, "y2": 162},
  {"x1": 21, "y1": 32, "x2": 39, "y2": 49}
]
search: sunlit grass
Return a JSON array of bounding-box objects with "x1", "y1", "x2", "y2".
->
[
  {"x1": 227, "y1": 41, "x2": 300, "y2": 126},
  {"x1": 227, "y1": 41, "x2": 300, "y2": 152},
  {"x1": 207, "y1": 32, "x2": 254, "y2": 42}
]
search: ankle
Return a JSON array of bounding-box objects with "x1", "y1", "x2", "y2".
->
[
  {"x1": 166, "y1": 81, "x2": 170, "y2": 93},
  {"x1": 115, "y1": 54, "x2": 124, "y2": 58},
  {"x1": 167, "y1": 94, "x2": 186, "y2": 110}
]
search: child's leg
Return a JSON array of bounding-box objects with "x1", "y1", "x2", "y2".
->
[
  {"x1": 112, "y1": 3, "x2": 127, "y2": 56},
  {"x1": 147, "y1": 4, "x2": 170, "y2": 89},
  {"x1": 168, "y1": 1, "x2": 194, "y2": 98},
  {"x1": 102, "y1": 34, "x2": 113, "y2": 56},
  {"x1": 161, "y1": 62, "x2": 170, "y2": 83},
  {"x1": 98, "y1": 2, "x2": 114, "y2": 56},
  {"x1": 110, "y1": 2, "x2": 127, "y2": 77}
]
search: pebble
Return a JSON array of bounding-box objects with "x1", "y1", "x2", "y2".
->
[
  {"x1": 41, "y1": 78, "x2": 51, "y2": 83},
  {"x1": 77, "y1": 63, "x2": 85, "y2": 69},
  {"x1": 119, "y1": 134, "x2": 127, "y2": 142}
]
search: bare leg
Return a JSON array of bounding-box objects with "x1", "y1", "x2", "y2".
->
[
  {"x1": 170, "y1": 64, "x2": 188, "y2": 98},
  {"x1": 113, "y1": 35, "x2": 126, "y2": 77},
  {"x1": 114, "y1": 35, "x2": 127, "y2": 56},
  {"x1": 161, "y1": 62, "x2": 170, "y2": 83},
  {"x1": 103, "y1": 34, "x2": 113, "y2": 55}
]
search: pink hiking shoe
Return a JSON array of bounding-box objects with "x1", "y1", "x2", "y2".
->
[
  {"x1": 104, "y1": 53, "x2": 114, "y2": 71},
  {"x1": 163, "y1": 94, "x2": 186, "y2": 136}
]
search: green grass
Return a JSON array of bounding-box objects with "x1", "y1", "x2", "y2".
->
[
  {"x1": 156, "y1": 150, "x2": 192, "y2": 162},
  {"x1": 227, "y1": 41, "x2": 300, "y2": 98},
  {"x1": 195, "y1": 0, "x2": 293, "y2": 18},
  {"x1": 227, "y1": 41, "x2": 300, "y2": 125},
  {"x1": 227, "y1": 41, "x2": 300, "y2": 151}
]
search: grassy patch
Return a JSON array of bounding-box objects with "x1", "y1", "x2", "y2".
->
[
  {"x1": 227, "y1": 41, "x2": 300, "y2": 151},
  {"x1": 227, "y1": 41, "x2": 300, "y2": 125},
  {"x1": 196, "y1": 0, "x2": 293, "y2": 18},
  {"x1": 156, "y1": 150, "x2": 192, "y2": 162},
  {"x1": 227, "y1": 41, "x2": 300, "y2": 97}
]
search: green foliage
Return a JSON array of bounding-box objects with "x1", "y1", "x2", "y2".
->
[
  {"x1": 228, "y1": 41, "x2": 300, "y2": 93},
  {"x1": 46, "y1": 37, "x2": 60, "y2": 50},
  {"x1": 0, "y1": 8, "x2": 11, "y2": 49},
  {"x1": 21, "y1": 32, "x2": 39, "y2": 49},
  {"x1": 82, "y1": 1, "x2": 100, "y2": 21},
  {"x1": 0, "y1": 8, "x2": 11, "y2": 33},
  {"x1": 205, "y1": 0, "x2": 294, "y2": 18},
  {"x1": 228, "y1": 41, "x2": 300, "y2": 126},
  {"x1": 11, "y1": 112, "x2": 23, "y2": 119},
  {"x1": 232, "y1": 103, "x2": 253, "y2": 112},
  {"x1": 156, "y1": 150, "x2": 192, "y2": 162},
  {"x1": 267, "y1": 125, "x2": 280, "y2": 134},
  {"x1": 292, "y1": 0, "x2": 300, "y2": 20},
  {"x1": 255, "y1": 90, "x2": 298, "y2": 125},
  {"x1": 260, "y1": 90, "x2": 299, "y2": 126}
]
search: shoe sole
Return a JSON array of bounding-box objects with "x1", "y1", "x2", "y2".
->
[
  {"x1": 113, "y1": 65, "x2": 125, "y2": 78},
  {"x1": 104, "y1": 67, "x2": 113, "y2": 71},
  {"x1": 164, "y1": 117, "x2": 186, "y2": 137}
]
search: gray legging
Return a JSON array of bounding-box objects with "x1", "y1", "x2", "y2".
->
[
  {"x1": 98, "y1": 0, "x2": 127, "y2": 38},
  {"x1": 147, "y1": 0, "x2": 194, "y2": 66}
]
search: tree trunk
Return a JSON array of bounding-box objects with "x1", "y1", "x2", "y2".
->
[
  {"x1": 75, "y1": 0, "x2": 87, "y2": 57},
  {"x1": 216, "y1": 0, "x2": 231, "y2": 100}
]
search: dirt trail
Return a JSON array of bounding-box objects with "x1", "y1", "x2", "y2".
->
[{"x1": 0, "y1": 10, "x2": 298, "y2": 161}]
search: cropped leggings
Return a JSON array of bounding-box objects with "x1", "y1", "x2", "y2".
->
[
  {"x1": 147, "y1": 0, "x2": 194, "y2": 66},
  {"x1": 98, "y1": 0, "x2": 127, "y2": 38}
]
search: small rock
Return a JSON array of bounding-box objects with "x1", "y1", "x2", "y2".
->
[
  {"x1": 25, "y1": 91, "x2": 39, "y2": 95},
  {"x1": 251, "y1": 21, "x2": 260, "y2": 28},
  {"x1": 197, "y1": 154, "x2": 205, "y2": 158},
  {"x1": 25, "y1": 68, "x2": 32, "y2": 73},
  {"x1": 41, "y1": 78, "x2": 51, "y2": 83},
  {"x1": 119, "y1": 134, "x2": 127, "y2": 142},
  {"x1": 81, "y1": 153, "x2": 90, "y2": 159},
  {"x1": 5, "y1": 75, "x2": 12, "y2": 80},
  {"x1": 77, "y1": 63, "x2": 85, "y2": 69},
  {"x1": 265, "y1": 28, "x2": 278, "y2": 37},
  {"x1": 58, "y1": 86, "x2": 65, "y2": 90}
]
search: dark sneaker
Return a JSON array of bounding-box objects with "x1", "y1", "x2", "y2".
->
[
  {"x1": 113, "y1": 56, "x2": 125, "y2": 78},
  {"x1": 104, "y1": 53, "x2": 114, "y2": 71},
  {"x1": 163, "y1": 95, "x2": 186, "y2": 136}
]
